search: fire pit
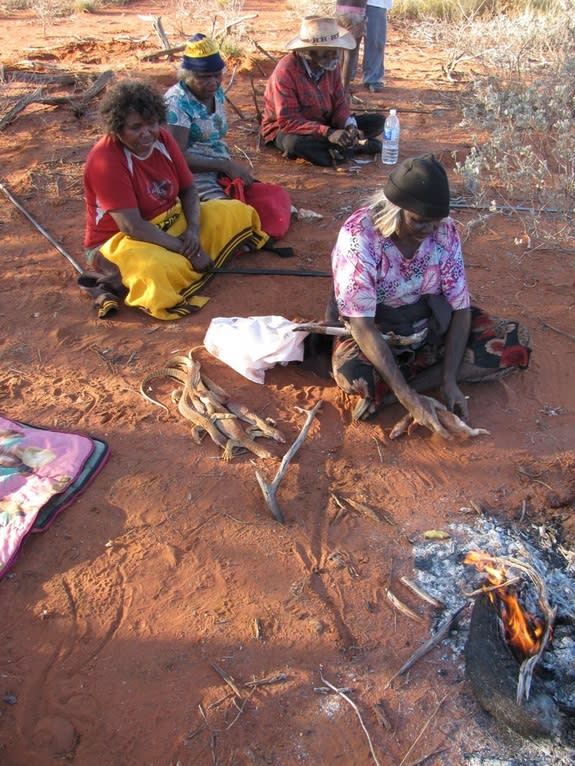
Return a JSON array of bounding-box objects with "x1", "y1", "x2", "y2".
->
[
  {"x1": 412, "y1": 513, "x2": 575, "y2": 757},
  {"x1": 464, "y1": 553, "x2": 564, "y2": 739}
]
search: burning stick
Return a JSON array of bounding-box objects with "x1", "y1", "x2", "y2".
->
[
  {"x1": 255, "y1": 401, "x2": 322, "y2": 524},
  {"x1": 464, "y1": 552, "x2": 556, "y2": 704}
]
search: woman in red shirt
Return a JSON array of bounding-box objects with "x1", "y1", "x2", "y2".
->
[{"x1": 82, "y1": 79, "x2": 269, "y2": 319}]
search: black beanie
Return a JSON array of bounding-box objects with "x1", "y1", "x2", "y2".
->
[{"x1": 384, "y1": 154, "x2": 450, "y2": 218}]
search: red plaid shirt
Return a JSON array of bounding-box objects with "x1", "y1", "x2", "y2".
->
[{"x1": 261, "y1": 52, "x2": 352, "y2": 142}]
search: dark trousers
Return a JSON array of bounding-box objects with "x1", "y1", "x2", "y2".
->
[{"x1": 273, "y1": 113, "x2": 385, "y2": 167}]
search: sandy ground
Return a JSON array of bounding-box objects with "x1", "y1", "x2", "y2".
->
[{"x1": 1, "y1": 2, "x2": 574, "y2": 764}]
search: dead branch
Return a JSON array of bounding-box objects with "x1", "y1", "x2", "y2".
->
[
  {"x1": 249, "y1": 75, "x2": 263, "y2": 122},
  {"x1": 319, "y1": 670, "x2": 382, "y2": 766},
  {"x1": 138, "y1": 15, "x2": 171, "y2": 51},
  {"x1": 224, "y1": 93, "x2": 247, "y2": 120},
  {"x1": 0, "y1": 87, "x2": 42, "y2": 130},
  {"x1": 213, "y1": 13, "x2": 259, "y2": 40},
  {"x1": 141, "y1": 43, "x2": 185, "y2": 61},
  {"x1": 248, "y1": 38, "x2": 278, "y2": 63},
  {"x1": 385, "y1": 604, "x2": 466, "y2": 688},
  {"x1": 0, "y1": 70, "x2": 114, "y2": 127},
  {"x1": 1, "y1": 70, "x2": 77, "y2": 85},
  {"x1": 255, "y1": 401, "x2": 322, "y2": 524},
  {"x1": 398, "y1": 693, "x2": 448, "y2": 766}
]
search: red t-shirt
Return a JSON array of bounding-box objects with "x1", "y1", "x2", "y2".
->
[{"x1": 83, "y1": 127, "x2": 194, "y2": 249}]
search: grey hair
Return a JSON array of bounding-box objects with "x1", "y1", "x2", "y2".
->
[
  {"x1": 368, "y1": 189, "x2": 402, "y2": 237},
  {"x1": 177, "y1": 66, "x2": 195, "y2": 84}
]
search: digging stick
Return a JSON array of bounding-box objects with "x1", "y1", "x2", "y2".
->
[
  {"x1": 213, "y1": 267, "x2": 331, "y2": 277},
  {"x1": 0, "y1": 180, "x2": 84, "y2": 274}
]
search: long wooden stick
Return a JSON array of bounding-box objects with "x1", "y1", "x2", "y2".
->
[
  {"x1": 255, "y1": 401, "x2": 322, "y2": 523},
  {"x1": 0, "y1": 180, "x2": 84, "y2": 274}
]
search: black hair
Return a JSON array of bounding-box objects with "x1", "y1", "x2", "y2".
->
[{"x1": 99, "y1": 79, "x2": 167, "y2": 135}]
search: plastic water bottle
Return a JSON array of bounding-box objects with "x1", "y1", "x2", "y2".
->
[{"x1": 382, "y1": 109, "x2": 400, "y2": 165}]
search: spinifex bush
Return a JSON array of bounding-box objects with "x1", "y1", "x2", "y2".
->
[{"x1": 450, "y1": 6, "x2": 575, "y2": 245}]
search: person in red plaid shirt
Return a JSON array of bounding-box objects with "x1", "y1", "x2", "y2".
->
[{"x1": 261, "y1": 17, "x2": 385, "y2": 167}]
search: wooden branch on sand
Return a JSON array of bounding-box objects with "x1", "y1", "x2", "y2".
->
[
  {"x1": 255, "y1": 401, "x2": 322, "y2": 524},
  {"x1": 0, "y1": 70, "x2": 114, "y2": 129},
  {"x1": 0, "y1": 87, "x2": 42, "y2": 130},
  {"x1": 141, "y1": 43, "x2": 185, "y2": 62}
]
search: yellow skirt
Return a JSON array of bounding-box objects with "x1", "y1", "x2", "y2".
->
[{"x1": 99, "y1": 199, "x2": 269, "y2": 320}]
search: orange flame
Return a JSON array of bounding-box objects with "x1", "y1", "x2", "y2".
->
[{"x1": 464, "y1": 551, "x2": 544, "y2": 658}]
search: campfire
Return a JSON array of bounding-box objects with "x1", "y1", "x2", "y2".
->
[
  {"x1": 411, "y1": 516, "x2": 575, "y2": 753},
  {"x1": 464, "y1": 551, "x2": 549, "y2": 662}
]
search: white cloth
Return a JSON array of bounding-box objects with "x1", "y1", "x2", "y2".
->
[{"x1": 203, "y1": 316, "x2": 308, "y2": 384}]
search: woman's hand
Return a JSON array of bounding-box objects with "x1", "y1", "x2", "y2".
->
[
  {"x1": 405, "y1": 393, "x2": 451, "y2": 439},
  {"x1": 178, "y1": 226, "x2": 201, "y2": 259},
  {"x1": 225, "y1": 160, "x2": 254, "y2": 186},
  {"x1": 442, "y1": 379, "x2": 469, "y2": 420},
  {"x1": 187, "y1": 248, "x2": 213, "y2": 273}
]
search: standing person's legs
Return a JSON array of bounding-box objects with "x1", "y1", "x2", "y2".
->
[
  {"x1": 363, "y1": 5, "x2": 387, "y2": 90},
  {"x1": 336, "y1": 7, "x2": 366, "y2": 92}
]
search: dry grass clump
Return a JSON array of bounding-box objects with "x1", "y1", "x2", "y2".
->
[{"x1": 392, "y1": 0, "x2": 563, "y2": 21}]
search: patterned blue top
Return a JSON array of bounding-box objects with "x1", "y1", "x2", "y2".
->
[{"x1": 165, "y1": 81, "x2": 230, "y2": 161}]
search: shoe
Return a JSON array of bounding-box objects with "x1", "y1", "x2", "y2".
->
[
  {"x1": 365, "y1": 82, "x2": 384, "y2": 93},
  {"x1": 354, "y1": 138, "x2": 382, "y2": 156}
]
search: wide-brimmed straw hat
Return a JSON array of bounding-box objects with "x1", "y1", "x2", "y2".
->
[{"x1": 286, "y1": 16, "x2": 356, "y2": 51}]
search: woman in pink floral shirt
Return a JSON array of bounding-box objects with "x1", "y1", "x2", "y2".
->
[{"x1": 327, "y1": 155, "x2": 531, "y2": 433}]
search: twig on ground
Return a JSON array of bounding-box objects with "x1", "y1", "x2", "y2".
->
[
  {"x1": 211, "y1": 663, "x2": 243, "y2": 699},
  {"x1": 249, "y1": 75, "x2": 263, "y2": 122},
  {"x1": 255, "y1": 400, "x2": 322, "y2": 523},
  {"x1": 397, "y1": 693, "x2": 448, "y2": 766},
  {"x1": 319, "y1": 669, "x2": 382, "y2": 766},
  {"x1": 539, "y1": 319, "x2": 575, "y2": 342},
  {"x1": 385, "y1": 589, "x2": 425, "y2": 624},
  {"x1": 399, "y1": 576, "x2": 444, "y2": 608},
  {"x1": 385, "y1": 604, "x2": 466, "y2": 688},
  {"x1": 141, "y1": 43, "x2": 185, "y2": 61},
  {"x1": 224, "y1": 93, "x2": 246, "y2": 120},
  {"x1": 223, "y1": 63, "x2": 238, "y2": 94}
]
